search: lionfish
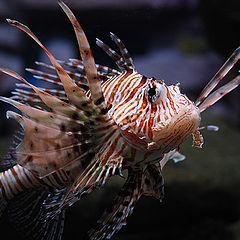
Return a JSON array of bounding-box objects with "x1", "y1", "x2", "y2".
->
[{"x1": 0, "y1": 0, "x2": 239, "y2": 239}]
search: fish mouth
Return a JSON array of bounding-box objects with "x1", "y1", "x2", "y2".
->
[
  {"x1": 119, "y1": 104, "x2": 201, "y2": 153},
  {"x1": 150, "y1": 104, "x2": 201, "y2": 152}
]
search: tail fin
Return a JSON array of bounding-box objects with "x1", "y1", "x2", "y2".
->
[
  {"x1": 0, "y1": 129, "x2": 24, "y2": 218},
  {"x1": 7, "y1": 187, "x2": 65, "y2": 240},
  {"x1": 0, "y1": 190, "x2": 7, "y2": 218},
  {"x1": 0, "y1": 129, "x2": 24, "y2": 172},
  {"x1": 0, "y1": 129, "x2": 66, "y2": 239}
]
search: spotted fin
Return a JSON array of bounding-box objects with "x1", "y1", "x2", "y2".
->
[
  {"x1": 6, "y1": 111, "x2": 93, "y2": 178},
  {"x1": 0, "y1": 97, "x2": 88, "y2": 132},
  {"x1": 0, "y1": 64, "x2": 107, "y2": 178}
]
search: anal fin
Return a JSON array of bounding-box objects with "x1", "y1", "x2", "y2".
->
[
  {"x1": 141, "y1": 163, "x2": 164, "y2": 201},
  {"x1": 87, "y1": 163, "x2": 165, "y2": 239},
  {"x1": 87, "y1": 169, "x2": 143, "y2": 240}
]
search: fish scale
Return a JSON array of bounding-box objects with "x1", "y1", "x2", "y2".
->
[{"x1": 0, "y1": 1, "x2": 239, "y2": 240}]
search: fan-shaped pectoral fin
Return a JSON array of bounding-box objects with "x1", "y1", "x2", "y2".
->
[{"x1": 6, "y1": 111, "x2": 93, "y2": 178}]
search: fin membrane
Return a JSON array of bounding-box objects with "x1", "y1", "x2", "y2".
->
[
  {"x1": 7, "y1": 187, "x2": 65, "y2": 240},
  {"x1": 87, "y1": 169, "x2": 143, "y2": 240},
  {"x1": 141, "y1": 163, "x2": 164, "y2": 200},
  {"x1": 0, "y1": 128, "x2": 24, "y2": 172},
  {"x1": 87, "y1": 164, "x2": 165, "y2": 239}
]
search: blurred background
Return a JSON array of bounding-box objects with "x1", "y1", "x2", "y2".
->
[{"x1": 0, "y1": 0, "x2": 240, "y2": 239}]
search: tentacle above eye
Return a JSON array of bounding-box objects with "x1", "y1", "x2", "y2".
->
[
  {"x1": 96, "y1": 38, "x2": 130, "y2": 72},
  {"x1": 110, "y1": 32, "x2": 135, "y2": 70}
]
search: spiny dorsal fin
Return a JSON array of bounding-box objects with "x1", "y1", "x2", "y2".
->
[{"x1": 57, "y1": 0, "x2": 107, "y2": 112}]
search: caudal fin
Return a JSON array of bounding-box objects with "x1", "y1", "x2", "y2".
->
[
  {"x1": 0, "y1": 129, "x2": 24, "y2": 218},
  {"x1": 7, "y1": 187, "x2": 65, "y2": 240},
  {"x1": 0, "y1": 128, "x2": 66, "y2": 239}
]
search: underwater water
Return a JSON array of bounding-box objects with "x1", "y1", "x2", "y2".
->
[{"x1": 0, "y1": 0, "x2": 240, "y2": 239}]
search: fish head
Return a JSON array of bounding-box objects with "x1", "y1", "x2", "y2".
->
[{"x1": 110, "y1": 75, "x2": 201, "y2": 153}]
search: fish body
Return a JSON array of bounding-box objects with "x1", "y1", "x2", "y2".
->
[{"x1": 0, "y1": 1, "x2": 239, "y2": 239}]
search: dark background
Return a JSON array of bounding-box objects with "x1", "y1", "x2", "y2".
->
[{"x1": 0, "y1": 0, "x2": 240, "y2": 239}]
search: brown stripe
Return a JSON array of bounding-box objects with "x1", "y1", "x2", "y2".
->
[
  {"x1": 45, "y1": 175, "x2": 56, "y2": 187},
  {"x1": 166, "y1": 88, "x2": 177, "y2": 113},
  {"x1": 106, "y1": 72, "x2": 131, "y2": 102},
  {"x1": 52, "y1": 172, "x2": 64, "y2": 186},
  {"x1": 0, "y1": 184, "x2": 7, "y2": 199},
  {"x1": 22, "y1": 168, "x2": 39, "y2": 186},
  {"x1": 11, "y1": 168, "x2": 25, "y2": 191},
  {"x1": 102, "y1": 134, "x2": 122, "y2": 164}
]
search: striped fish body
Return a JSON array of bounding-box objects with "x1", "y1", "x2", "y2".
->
[
  {"x1": 0, "y1": 1, "x2": 239, "y2": 239},
  {"x1": 0, "y1": 165, "x2": 68, "y2": 200}
]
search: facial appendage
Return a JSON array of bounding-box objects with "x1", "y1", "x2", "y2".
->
[{"x1": 112, "y1": 77, "x2": 201, "y2": 154}]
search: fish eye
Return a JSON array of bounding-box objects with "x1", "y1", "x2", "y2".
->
[
  {"x1": 146, "y1": 84, "x2": 161, "y2": 103},
  {"x1": 148, "y1": 86, "x2": 157, "y2": 97}
]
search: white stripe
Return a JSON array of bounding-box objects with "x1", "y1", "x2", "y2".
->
[
  {"x1": 0, "y1": 172, "x2": 13, "y2": 199},
  {"x1": 5, "y1": 169, "x2": 20, "y2": 194},
  {"x1": 16, "y1": 165, "x2": 32, "y2": 188}
]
